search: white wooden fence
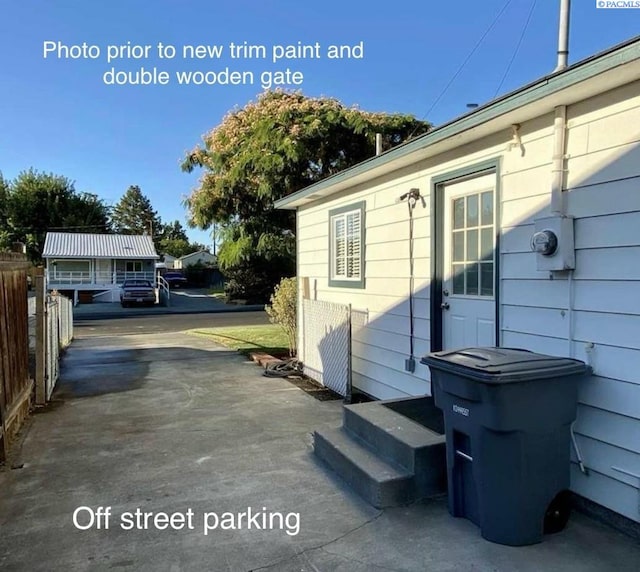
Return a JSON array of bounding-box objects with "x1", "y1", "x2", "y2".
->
[{"x1": 34, "y1": 277, "x2": 74, "y2": 404}]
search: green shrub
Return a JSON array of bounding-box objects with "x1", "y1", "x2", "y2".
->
[
  {"x1": 265, "y1": 277, "x2": 297, "y2": 356},
  {"x1": 223, "y1": 258, "x2": 293, "y2": 303}
]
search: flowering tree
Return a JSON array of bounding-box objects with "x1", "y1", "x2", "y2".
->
[{"x1": 182, "y1": 90, "x2": 430, "y2": 299}]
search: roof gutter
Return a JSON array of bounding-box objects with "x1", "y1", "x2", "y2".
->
[{"x1": 275, "y1": 35, "x2": 640, "y2": 210}]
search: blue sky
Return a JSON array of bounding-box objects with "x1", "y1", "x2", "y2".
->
[{"x1": 1, "y1": 0, "x2": 638, "y2": 247}]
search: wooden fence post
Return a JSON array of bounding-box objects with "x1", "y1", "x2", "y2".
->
[
  {"x1": 0, "y1": 253, "x2": 31, "y2": 458},
  {"x1": 0, "y1": 271, "x2": 8, "y2": 463}
]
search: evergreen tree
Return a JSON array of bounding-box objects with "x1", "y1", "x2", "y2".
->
[
  {"x1": 159, "y1": 219, "x2": 189, "y2": 242},
  {"x1": 0, "y1": 173, "x2": 10, "y2": 250},
  {"x1": 157, "y1": 237, "x2": 192, "y2": 258},
  {"x1": 110, "y1": 185, "x2": 161, "y2": 238}
]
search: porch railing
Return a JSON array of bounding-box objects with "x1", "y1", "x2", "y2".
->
[{"x1": 46, "y1": 270, "x2": 156, "y2": 286}]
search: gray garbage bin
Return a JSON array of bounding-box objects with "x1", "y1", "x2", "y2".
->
[{"x1": 420, "y1": 347, "x2": 588, "y2": 546}]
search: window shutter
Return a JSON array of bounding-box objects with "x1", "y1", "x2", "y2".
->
[
  {"x1": 334, "y1": 217, "x2": 346, "y2": 277},
  {"x1": 347, "y1": 211, "x2": 361, "y2": 278}
]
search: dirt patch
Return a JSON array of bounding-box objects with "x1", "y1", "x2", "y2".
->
[
  {"x1": 249, "y1": 351, "x2": 343, "y2": 401},
  {"x1": 0, "y1": 414, "x2": 35, "y2": 471},
  {"x1": 278, "y1": 375, "x2": 343, "y2": 401}
]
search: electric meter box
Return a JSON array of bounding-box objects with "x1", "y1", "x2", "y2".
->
[{"x1": 531, "y1": 215, "x2": 575, "y2": 271}]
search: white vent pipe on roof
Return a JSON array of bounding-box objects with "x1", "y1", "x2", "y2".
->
[{"x1": 554, "y1": 0, "x2": 571, "y2": 72}]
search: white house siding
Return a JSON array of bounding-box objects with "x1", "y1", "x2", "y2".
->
[
  {"x1": 498, "y1": 81, "x2": 640, "y2": 523},
  {"x1": 299, "y1": 159, "x2": 444, "y2": 399},
  {"x1": 556, "y1": 81, "x2": 639, "y2": 523},
  {"x1": 296, "y1": 79, "x2": 640, "y2": 523},
  {"x1": 297, "y1": 111, "x2": 557, "y2": 399},
  {"x1": 176, "y1": 251, "x2": 216, "y2": 269}
]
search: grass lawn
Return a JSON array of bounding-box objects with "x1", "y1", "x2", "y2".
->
[
  {"x1": 189, "y1": 324, "x2": 289, "y2": 356},
  {"x1": 206, "y1": 286, "x2": 226, "y2": 300}
]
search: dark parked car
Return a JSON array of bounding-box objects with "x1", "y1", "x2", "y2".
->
[
  {"x1": 163, "y1": 272, "x2": 188, "y2": 288},
  {"x1": 120, "y1": 279, "x2": 156, "y2": 307}
]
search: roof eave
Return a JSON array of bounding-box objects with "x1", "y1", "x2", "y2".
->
[
  {"x1": 275, "y1": 35, "x2": 640, "y2": 210},
  {"x1": 43, "y1": 254, "x2": 160, "y2": 259}
]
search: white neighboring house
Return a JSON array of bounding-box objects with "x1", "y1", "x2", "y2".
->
[
  {"x1": 157, "y1": 253, "x2": 177, "y2": 270},
  {"x1": 43, "y1": 232, "x2": 159, "y2": 303},
  {"x1": 276, "y1": 38, "x2": 640, "y2": 527},
  {"x1": 174, "y1": 249, "x2": 216, "y2": 269}
]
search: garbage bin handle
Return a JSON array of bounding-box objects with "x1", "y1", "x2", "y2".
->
[{"x1": 456, "y1": 450, "x2": 473, "y2": 462}]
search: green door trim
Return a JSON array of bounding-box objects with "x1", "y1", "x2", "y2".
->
[{"x1": 430, "y1": 158, "x2": 502, "y2": 351}]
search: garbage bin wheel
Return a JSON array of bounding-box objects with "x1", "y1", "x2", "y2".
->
[{"x1": 543, "y1": 490, "x2": 572, "y2": 534}]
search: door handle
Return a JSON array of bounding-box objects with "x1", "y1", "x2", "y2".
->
[{"x1": 441, "y1": 302, "x2": 450, "y2": 310}]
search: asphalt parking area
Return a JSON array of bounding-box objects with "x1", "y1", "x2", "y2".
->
[{"x1": 0, "y1": 331, "x2": 638, "y2": 571}]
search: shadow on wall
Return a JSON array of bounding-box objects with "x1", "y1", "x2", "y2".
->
[
  {"x1": 310, "y1": 111, "x2": 640, "y2": 396},
  {"x1": 307, "y1": 113, "x2": 640, "y2": 519}
]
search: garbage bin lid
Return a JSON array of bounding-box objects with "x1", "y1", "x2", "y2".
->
[{"x1": 420, "y1": 347, "x2": 588, "y2": 384}]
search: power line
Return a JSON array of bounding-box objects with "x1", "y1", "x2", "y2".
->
[
  {"x1": 494, "y1": 0, "x2": 538, "y2": 98},
  {"x1": 46, "y1": 224, "x2": 111, "y2": 230},
  {"x1": 7, "y1": 224, "x2": 111, "y2": 232},
  {"x1": 409, "y1": 0, "x2": 514, "y2": 138}
]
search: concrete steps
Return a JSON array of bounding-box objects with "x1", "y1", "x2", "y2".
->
[
  {"x1": 314, "y1": 428, "x2": 414, "y2": 507},
  {"x1": 313, "y1": 397, "x2": 447, "y2": 508}
]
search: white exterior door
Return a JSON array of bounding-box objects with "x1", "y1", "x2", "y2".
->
[{"x1": 442, "y1": 173, "x2": 497, "y2": 349}]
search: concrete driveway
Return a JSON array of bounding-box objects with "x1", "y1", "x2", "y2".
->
[{"x1": 0, "y1": 332, "x2": 639, "y2": 571}]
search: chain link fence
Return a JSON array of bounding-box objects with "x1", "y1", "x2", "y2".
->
[{"x1": 301, "y1": 299, "x2": 351, "y2": 397}]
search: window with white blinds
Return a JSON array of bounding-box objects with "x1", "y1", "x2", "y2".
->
[{"x1": 329, "y1": 202, "x2": 365, "y2": 288}]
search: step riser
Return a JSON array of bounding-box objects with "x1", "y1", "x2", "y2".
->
[
  {"x1": 413, "y1": 444, "x2": 447, "y2": 496},
  {"x1": 314, "y1": 431, "x2": 411, "y2": 508},
  {"x1": 344, "y1": 406, "x2": 445, "y2": 472}
]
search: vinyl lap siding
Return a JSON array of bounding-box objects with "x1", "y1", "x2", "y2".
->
[
  {"x1": 297, "y1": 121, "x2": 552, "y2": 398},
  {"x1": 297, "y1": 167, "x2": 435, "y2": 398},
  {"x1": 500, "y1": 81, "x2": 640, "y2": 522},
  {"x1": 296, "y1": 79, "x2": 640, "y2": 522}
]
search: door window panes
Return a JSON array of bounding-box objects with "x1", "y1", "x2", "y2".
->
[
  {"x1": 481, "y1": 263, "x2": 494, "y2": 296},
  {"x1": 453, "y1": 264, "x2": 465, "y2": 294},
  {"x1": 450, "y1": 189, "x2": 495, "y2": 297},
  {"x1": 481, "y1": 228, "x2": 493, "y2": 261},
  {"x1": 466, "y1": 194, "x2": 478, "y2": 227},
  {"x1": 466, "y1": 229, "x2": 478, "y2": 261},
  {"x1": 481, "y1": 191, "x2": 493, "y2": 225},
  {"x1": 453, "y1": 198, "x2": 465, "y2": 229},
  {"x1": 466, "y1": 263, "x2": 479, "y2": 295},
  {"x1": 453, "y1": 232, "x2": 464, "y2": 262}
]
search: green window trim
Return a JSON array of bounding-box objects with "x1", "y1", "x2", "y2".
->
[{"x1": 328, "y1": 201, "x2": 366, "y2": 289}]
